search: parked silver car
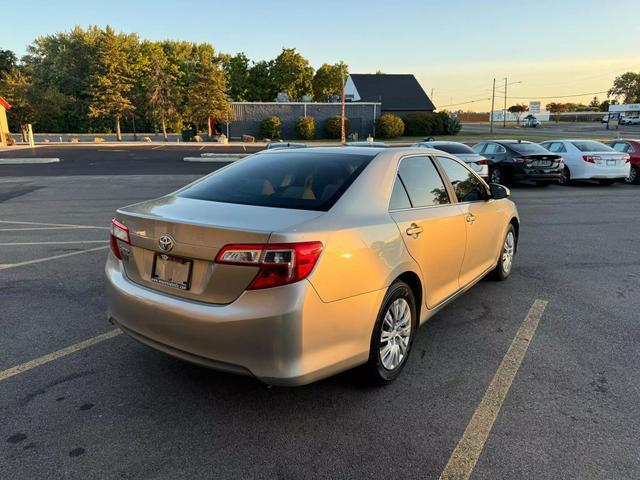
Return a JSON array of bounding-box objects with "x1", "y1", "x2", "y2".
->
[
  {"x1": 413, "y1": 141, "x2": 489, "y2": 179},
  {"x1": 106, "y1": 147, "x2": 518, "y2": 386}
]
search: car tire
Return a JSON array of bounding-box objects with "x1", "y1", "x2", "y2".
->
[
  {"x1": 490, "y1": 224, "x2": 516, "y2": 281},
  {"x1": 559, "y1": 166, "x2": 571, "y2": 186},
  {"x1": 489, "y1": 166, "x2": 503, "y2": 185},
  {"x1": 625, "y1": 165, "x2": 638, "y2": 184},
  {"x1": 598, "y1": 179, "x2": 615, "y2": 186},
  {"x1": 364, "y1": 280, "x2": 417, "y2": 385}
]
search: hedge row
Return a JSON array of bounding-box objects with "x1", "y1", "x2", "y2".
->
[{"x1": 259, "y1": 112, "x2": 460, "y2": 140}]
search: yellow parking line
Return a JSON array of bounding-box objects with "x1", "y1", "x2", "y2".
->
[
  {"x1": 0, "y1": 245, "x2": 108, "y2": 270},
  {"x1": 438, "y1": 299, "x2": 549, "y2": 480},
  {"x1": 0, "y1": 240, "x2": 109, "y2": 246},
  {"x1": 0, "y1": 220, "x2": 109, "y2": 229},
  {"x1": 0, "y1": 329, "x2": 122, "y2": 382}
]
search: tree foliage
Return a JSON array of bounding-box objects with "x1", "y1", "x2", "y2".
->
[
  {"x1": 324, "y1": 115, "x2": 350, "y2": 139},
  {"x1": 312, "y1": 62, "x2": 347, "y2": 101},
  {"x1": 0, "y1": 27, "x2": 349, "y2": 135},
  {"x1": 270, "y1": 48, "x2": 313, "y2": 101},
  {"x1": 507, "y1": 104, "x2": 528, "y2": 123},
  {"x1": 608, "y1": 72, "x2": 640, "y2": 103},
  {"x1": 260, "y1": 115, "x2": 282, "y2": 139}
]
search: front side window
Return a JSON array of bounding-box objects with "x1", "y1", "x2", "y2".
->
[
  {"x1": 472, "y1": 143, "x2": 486, "y2": 154},
  {"x1": 545, "y1": 142, "x2": 566, "y2": 153},
  {"x1": 436, "y1": 156, "x2": 488, "y2": 203},
  {"x1": 178, "y1": 151, "x2": 374, "y2": 211},
  {"x1": 397, "y1": 156, "x2": 450, "y2": 208}
]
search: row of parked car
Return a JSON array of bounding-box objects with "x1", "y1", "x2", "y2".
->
[
  {"x1": 265, "y1": 137, "x2": 639, "y2": 186},
  {"x1": 413, "y1": 138, "x2": 638, "y2": 186}
]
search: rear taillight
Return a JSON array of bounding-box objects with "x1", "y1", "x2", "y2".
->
[
  {"x1": 512, "y1": 157, "x2": 526, "y2": 163},
  {"x1": 476, "y1": 159, "x2": 489, "y2": 165},
  {"x1": 216, "y1": 241, "x2": 323, "y2": 290},
  {"x1": 582, "y1": 155, "x2": 601, "y2": 163},
  {"x1": 110, "y1": 218, "x2": 130, "y2": 260},
  {"x1": 623, "y1": 154, "x2": 630, "y2": 163}
]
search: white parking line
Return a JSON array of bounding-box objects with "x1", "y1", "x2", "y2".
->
[
  {"x1": 0, "y1": 240, "x2": 109, "y2": 246},
  {"x1": 0, "y1": 158, "x2": 60, "y2": 165},
  {"x1": 438, "y1": 299, "x2": 549, "y2": 480},
  {"x1": 0, "y1": 329, "x2": 122, "y2": 382},
  {"x1": 0, "y1": 245, "x2": 109, "y2": 270},
  {"x1": 0, "y1": 220, "x2": 109, "y2": 229}
]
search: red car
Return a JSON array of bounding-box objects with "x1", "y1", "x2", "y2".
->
[{"x1": 605, "y1": 139, "x2": 640, "y2": 184}]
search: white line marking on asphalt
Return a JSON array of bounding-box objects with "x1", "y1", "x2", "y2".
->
[
  {"x1": 0, "y1": 245, "x2": 108, "y2": 270},
  {"x1": 438, "y1": 299, "x2": 549, "y2": 480},
  {"x1": 0, "y1": 158, "x2": 60, "y2": 165},
  {"x1": 0, "y1": 240, "x2": 109, "y2": 246},
  {"x1": 0, "y1": 220, "x2": 109, "y2": 229},
  {"x1": 183, "y1": 156, "x2": 239, "y2": 163},
  {"x1": 0, "y1": 329, "x2": 122, "y2": 382},
  {"x1": 152, "y1": 145, "x2": 163, "y2": 150},
  {"x1": 199, "y1": 146, "x2": 205, "y2": 150}
]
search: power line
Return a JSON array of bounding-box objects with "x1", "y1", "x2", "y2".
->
[
  {"x1": 438, "y1": 97, "x2": 491, "y2": 108},
  {"x1": 506, "y1": 90, "x2": 609, "y2": 100}
]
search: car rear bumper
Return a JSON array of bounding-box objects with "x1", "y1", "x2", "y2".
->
[
  {"x1": 501, "y1": 163, "x2": 563, "y2": 182},
  {"x1": 572, "y1": 164, "x2": 630, "y2": 180},
  {"x1": 105, "y1": 254, "x2": 380, "y2": 385}
]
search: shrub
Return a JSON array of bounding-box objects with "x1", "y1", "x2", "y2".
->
[
  {"x1": 260, "y1": 115, "x2": 282, "y2": 139},
  {"x1": 375, "y1": 113, "x2": 405, "y2": 138},
  {"x1": 442, "y1": 114, "x2": 461, "y2": 135},
  {"x1": 403, "y1": 112, "x2": 444, "y2": 136},
  {"x1": 324, "y1": 115, "x2": 350, "y2": 139},
  {"x1": 295, "y1": 116, "x2": 315, "y2": 140}
]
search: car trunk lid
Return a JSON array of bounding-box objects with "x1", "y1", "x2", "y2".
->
[{"x1": 114, "y1": 196, "x2": 323, "y2": 304}]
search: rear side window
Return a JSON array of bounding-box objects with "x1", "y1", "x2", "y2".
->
[
  {"x1": 437, "y1": 156, "x2": 487, "y2": 203},
  {"x1": 571, "y1": 141, "x2": 614, "y2": 152},
  {"x1": 611, "y1": 142, "x2": 631, "y2": 153},
  {"x1": 431, "y1": 143, "x2": 475, "y2": 155},
  {"x1": 397, "y1": 156, "x2": 450, "y2": 208},
  {"x1": 178, "y1": 151, "x2": 374, "y2": 211},
  {"x1": 389, "y1": 176, "x2": 411, "y2": 210}
]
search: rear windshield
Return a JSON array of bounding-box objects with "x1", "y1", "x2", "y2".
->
[
  {"x1": 431, "y1": 143, "x2": 475, "y2": 155},
  {"x1": 178, "y1": 151, "x2": 374, "y2": 211},
  {"x1": 508, "y1": 142, "x2": 550, "y2": 154},
  {"x1": 571, "y1": 141, "x2": 614, "y2": 152}
]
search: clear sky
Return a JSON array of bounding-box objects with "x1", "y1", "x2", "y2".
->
[{"x1": 1, "y1": 0, "x2": 639, "y2": 111}]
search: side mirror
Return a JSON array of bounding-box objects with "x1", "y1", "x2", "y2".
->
[{"x1": 489, "y1": 183, "x2": 510, "y2": 199}]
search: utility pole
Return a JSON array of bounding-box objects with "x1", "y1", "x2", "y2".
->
[
  {"x1": 503, "y1": 77, "x2": 508, "y2": 128},
  {"x1": 341, "y1": 68, "x2": 346, "y2": 145},
  {"x1": 490, "y1": 78, "x2": 496, "y2": 134}
]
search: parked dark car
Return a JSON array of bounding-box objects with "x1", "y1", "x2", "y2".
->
[
  {"x1": 471, "y1": 140, "x2": 563, "y2": 186},
  {"x1": 605, "y1": 139, "x2": 640, "y2": 184}
]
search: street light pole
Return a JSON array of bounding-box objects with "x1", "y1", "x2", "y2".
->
[
  {"x1": 490, "y1": 78, "x2": 496, "y2": 134},
  {"x1": 503, "y1": 77, "x2": 508, "y2": 128}
]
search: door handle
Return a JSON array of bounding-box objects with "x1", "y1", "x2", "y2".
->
[
  {"x1": 406, "y1": 223, "x2": 423, "y2": 238},
  {"x1": 466, "y1": 213, "x2": 475, "y2": 225}
]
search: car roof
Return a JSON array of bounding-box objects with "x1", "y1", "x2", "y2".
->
[{"x1": 417, "y1": 140, "x2": 467, "y2": 145}]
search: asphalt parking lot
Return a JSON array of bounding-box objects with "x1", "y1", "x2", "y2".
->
[{"x1": 1, "y1": 146, "x2": 639, "y2": 479}]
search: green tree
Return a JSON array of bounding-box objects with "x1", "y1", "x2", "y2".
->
[
  {"x1": 0, "y1": 49, "x2": 17, "y2": 80},
  {"x1": 221, "y1": 52, "x2": 251, "y2": 101},
  {"x1": 546, "y1": 102, "x2": 569, "y2": 123},
  {"x1": 0, "y1": 68, "x2": 35, "y2": 131},
  {"x1": 608, "y1": 72, "x2": 640, "y2": 103},
  {"x1": 184, "y1": 46, "x2": 231, "y2": 137},
  {"x1": 588, "y1": 96, "x2": 600, "y2": 109},
  {"x1": 87, "y1": 27, "x2": 136, "y2": 140},
  {"x1": 270, "y1": 48, "x2": 314, "y2": 101},
  {"x1": 143, "y1": 43, "x2": 179, "y2": 141},
  {"x1": 246, "y1": 60, "x2": 275, "y2": 101},
  {"x1": 376, "y1": 113, "x2": 405, "y2": 138},
  {"x1": 507, "y1": 104, "x2": 528, "y2": 124},
  {"x1": 295, "y1": 116, "x2": 315, "y2": 139},
  {"x1": 312, "y1": 62, "x2": 348, "y2": 101}
]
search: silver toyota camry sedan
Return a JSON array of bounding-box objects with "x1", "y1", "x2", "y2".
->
[{"x1": 106, "y1": 147, "x2": 519, "y2": 386}]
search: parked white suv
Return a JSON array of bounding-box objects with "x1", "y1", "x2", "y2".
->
[{"x1": 620, "y1": 115, "x2": 640, "y2": 125}]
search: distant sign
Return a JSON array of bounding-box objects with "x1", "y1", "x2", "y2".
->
[
  {"x1": 529, "y1": 101, "x2": 541, "y2": 114},
  {"x1": 608, "y1": 103, "x2": 640, "y2": 113}
]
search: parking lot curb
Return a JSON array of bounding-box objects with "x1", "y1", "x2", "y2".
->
[{"x1": 0, "y1": 158, "x2": 60, "y2": 165}]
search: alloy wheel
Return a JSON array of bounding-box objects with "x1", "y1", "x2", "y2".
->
[
  {"x1": 490, "y1": 168, "x2": 501, "y2": 184},
  {"x1": 501, "y1": 231, "x2": 515, "y2": 275},
  {"x1": 559, "y1": 166, "x2": 570, "y2": 185},
  {"x1": 625, "y1": 166, "x2": 637, "y2": 184},
  {"x1": 379, "y1": 298, "x2": 412, "y2": 371}
]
